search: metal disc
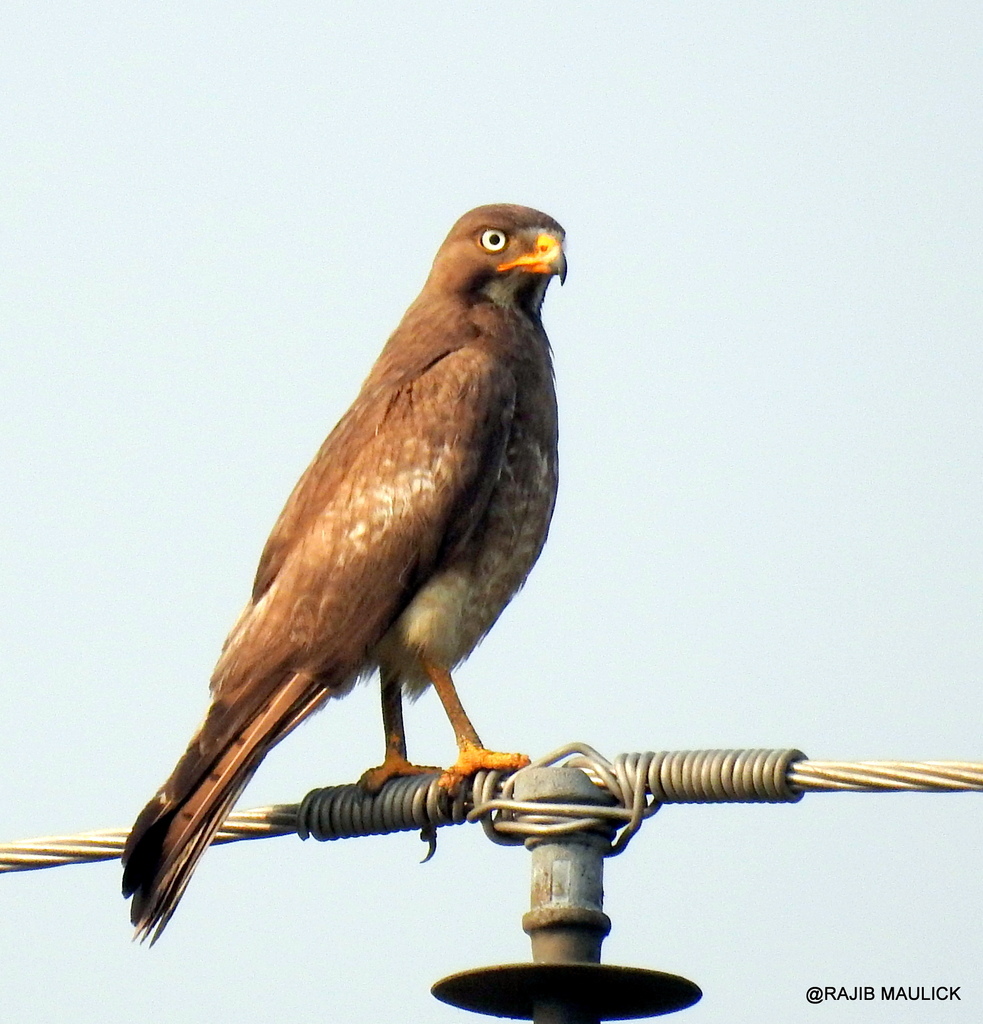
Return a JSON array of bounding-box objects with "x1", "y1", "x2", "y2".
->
[{"x1": 432, "y1": 962, "x2": 702, "y2": 1020}]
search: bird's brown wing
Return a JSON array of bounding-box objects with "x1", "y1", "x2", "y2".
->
[
  {"x1": 123, "y1": 345, "x2": 516, "y2": 940},
  {"x1": 210, "y1": 344, "x2": 516, "y2": 722}
]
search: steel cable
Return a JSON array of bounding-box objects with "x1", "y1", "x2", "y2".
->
[{"x1": 3, "y1": 746, "x2": 982, "y2": 873}]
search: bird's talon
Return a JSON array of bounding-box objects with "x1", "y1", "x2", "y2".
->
[
  {"x1": 359, "y1": 755, "x2": 441, "y2": 794},
  {"x1": 437, "y1": 747, "x2": 531, "y2": 791},
  {"x1": 420, "y1": 826, "x2": 438, "y2": 863}
]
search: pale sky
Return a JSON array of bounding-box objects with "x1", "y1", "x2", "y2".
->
[{"x1": 2, "y1": 4, "x2": 981, "y2": 1022}]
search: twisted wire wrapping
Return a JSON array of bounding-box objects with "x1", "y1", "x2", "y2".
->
[
  {"x1": 297, "y1": 771, "x2": 475, "y2": 841},
  {"x1": 4, "y1": 747, "x2": 983, "y2": 874},
  {"x1": 466, "y1": 744, "x2": 805, "y2": 854}
]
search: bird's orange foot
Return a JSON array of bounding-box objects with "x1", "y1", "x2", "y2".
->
[
  {"x1": 359, "y1": 752, "x2": 441, "y2": 795},
  {"x1": 438, "y1": 745, "x2": 531, "y2": 791}
]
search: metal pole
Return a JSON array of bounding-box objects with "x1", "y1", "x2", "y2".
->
[
  {"x1": 432, "y1": 765, "x2": 701, "y2": 1021},
  {"x1": 517, "y1": 768, "x2": 612, "y2": 1024}
]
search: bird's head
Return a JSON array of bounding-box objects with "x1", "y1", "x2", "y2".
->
[{"x1": 427, "y1": 204, "x2": 566, "y2": 314}]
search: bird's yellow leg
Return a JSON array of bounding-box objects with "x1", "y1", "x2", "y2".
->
[
  {"x1": 420, "y1": 656, "x2": 531, "y2": 789},
  {"x1": 359, "y1": 674, "x2": 439, "y2": 794}
]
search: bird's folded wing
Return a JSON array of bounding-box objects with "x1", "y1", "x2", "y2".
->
[{"x1": 190, "y1": 345, "x2": 517, "y2": 765}]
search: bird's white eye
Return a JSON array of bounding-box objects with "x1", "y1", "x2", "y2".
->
[{"x1": 480, "y1": 229, "x2": 508, "y2": 252}]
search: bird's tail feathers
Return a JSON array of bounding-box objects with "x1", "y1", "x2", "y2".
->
[{"x1": 123, "y1": 670, "x2": 327, "y2": 944}]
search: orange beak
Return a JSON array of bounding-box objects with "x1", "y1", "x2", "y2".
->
[{"x1": 497, "y1": 233, "x2": 567, "y2": 283}]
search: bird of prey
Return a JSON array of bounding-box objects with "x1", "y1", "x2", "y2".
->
[{"x1": 121, "y1": 204, "x2": 566, "y2": 943}]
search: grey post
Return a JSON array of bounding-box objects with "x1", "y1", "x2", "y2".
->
[
  {"x1": 516, "y1": 766, "x2": 614, "y2": 971},
  {"x1": 432, "y1": 764, "x2": 701, "y2": 1022}
]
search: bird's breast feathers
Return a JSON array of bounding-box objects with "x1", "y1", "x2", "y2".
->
[{"x1": 376, "y1": 435, "x2": 556, "y2": 696}]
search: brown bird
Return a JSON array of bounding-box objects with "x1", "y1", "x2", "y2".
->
[{"x1": 121, "y1": 204, "x2": 566, "y2": 942}]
